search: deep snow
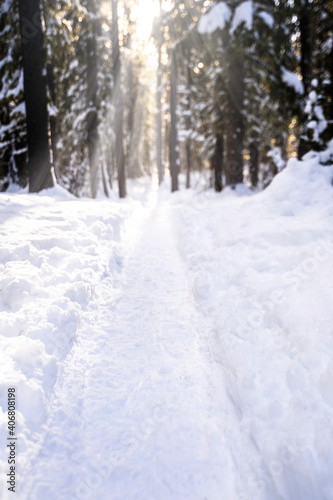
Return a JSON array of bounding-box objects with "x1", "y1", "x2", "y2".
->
[{"x1": 1, "y1": 152, "x2": 333, "y2": 500}]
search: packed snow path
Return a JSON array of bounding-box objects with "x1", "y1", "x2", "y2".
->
[{"x1": 22, "y1": 181, "x2": 262, "y2": 500}]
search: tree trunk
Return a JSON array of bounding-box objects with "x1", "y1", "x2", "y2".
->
[
  {"x1": 101, "y1": 161, "x2": 110, "y2": 196},
  {"x1": 169, "y1": 49, "x2": 178, "y2": 192},
  {"x1": 297, "y1": 0, "x2": 313, "y2": 159},
  {"x1": 185, "y1": 51, "x2": 192, "y2": 189},
  {"x1": 18, "y1": 0, "x2": 53, "y2": 192},
  {"x1": 225, "y1": 50, "x2": 244, "y2": 186},
  {"x1": 47, "y1": 62, "x2": 59, "y2": 181},
  {"x1": 328, "y1": 30, "x2": 333, "y2": 142},
  {"x1": 106, "y1": 141, "x2": 113, "y2": 188},
  {"x1": 126, "y1": 61, "x2": 139, "y2": 178},
  {"x1": 156, "y1": 6, "x2": 163, "y2": 185},
  {"x1": 299, "y1": 0, "x2": 312, "y2": 96},
  {"x1": 185, "y1": 140, "x2": 191, "y2": 189},
  {"x1": 213, "y1": 132, "x2": 223, "y2": 192},
  {"x1": 87, "y1": 0, "x2": 100, "y2": 198},
  {"x1": 112, "y1": 0, "x2": 126, "y2": 198},
  {"x1": 249, "y1": 138, "x2": 259, "y2": 187}
]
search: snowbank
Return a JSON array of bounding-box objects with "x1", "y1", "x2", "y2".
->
[
  {"x1": 175, "y1": 154, "x2": 333, "y2": 499},
  {"x1": 0, "y1": 191, "x2": 134, "y2": 499}
]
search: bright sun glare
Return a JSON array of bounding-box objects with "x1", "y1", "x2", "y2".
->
[
  {"x1": 100, "y1": 0, "x2": 158, "y2": 42},
  {"x1": 136, "y1": 0, "x2": 158, "y2": 41}
]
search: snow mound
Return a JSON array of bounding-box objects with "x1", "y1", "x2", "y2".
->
[
  {"x1": 0, "y1": 193, "x2": 134, "y2": 499},
  {"x1": 37, "y1": 184, "x2": 76, "y2": 199},
  {"x1": 175, "y1": 152, "x2": 333, "y2": 499},
  {"x1": 260, "y1": 155, "x2": 333, "y2": 214}
]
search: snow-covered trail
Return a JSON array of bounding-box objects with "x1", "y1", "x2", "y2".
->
[
  {"x1": 2, "y1": 158, "x2": 333, "y2": 499},
  {"x1": 22, "y1": 180, "x2": 262, "y2": 500}
]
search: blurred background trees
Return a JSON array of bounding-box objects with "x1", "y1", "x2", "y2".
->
[{"x1": 0, "y1": 0, "x2": 332, "y2": 195}]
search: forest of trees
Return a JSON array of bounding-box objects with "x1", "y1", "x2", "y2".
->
[{"x1": 0, "y1": 0, "x2": 332, "y2": 196}]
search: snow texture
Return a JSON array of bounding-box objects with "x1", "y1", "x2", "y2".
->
[
  {"x1": 258, "y1": 11, "x2": 274, "y2": 28},
  {"x1": 198, "y1": 2, "x2": 232, "y2": 34},
  {"x1": 282, "y1": 68, "x2": 304, "y2": 95},
  {"x1": 230, "y1": 0, "x2": 253, "y2": 34},
  {"x1": 1, "y1": 152, "x2": 333, "y2": 499},
  {"x1": 198, "y1": 0, "x2": 253, "y2": 35}
]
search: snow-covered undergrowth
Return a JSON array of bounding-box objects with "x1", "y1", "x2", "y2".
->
[
  {"x1": 0, "y1": 187, "x2": 134, "y2": 497},
  {"x1": 174, "y1": 154, "x2": 333, "y2": 499}
]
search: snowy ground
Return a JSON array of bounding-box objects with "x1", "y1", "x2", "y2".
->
[{"x1": 1, "y1": 153, "x2": 333, "y2": 500}]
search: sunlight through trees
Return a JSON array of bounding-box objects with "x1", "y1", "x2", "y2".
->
[{"x1": 0, "y1": 0, "x2": 332, "y2": 194}]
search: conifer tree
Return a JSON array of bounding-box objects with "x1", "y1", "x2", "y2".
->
[{"x1": 0, "y1": 0, "x2": 27, "y2": 189}]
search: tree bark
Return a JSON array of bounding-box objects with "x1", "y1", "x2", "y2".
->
[
  {"x1": 328, "y1": 25, "x2": 333, "y2": 142},
  {"x1": 18, "y1": 0, "x2": 53, "y2": 192},
  {"x1": 86, "y1": 0, "x2": 100, "y2": 198},
  {"x1": 156, "y1": 7, "x2": 163, "y2": 185},
  {"x1": 169, "y1": 49, "x2": 178, "y2": 192},
  {"x1": 126, "y1": 61, "x2": 140, "y2": 178},
  {"x1": 112, "y1": 0, "x2": 126, "y2": 198},
  {"x1": 297, "y1": 0, "x2": 313, "y2": 159},
  {"x1": 299, "y1": 0, "x2": 312, "y2": 96},
  {"x1": 185, "y1": 51, "x2": 192, "y2": 189},
  {"x1": 213, "y1": 132, "x2": 223, "y2": 192},
  {"x1": 249, "y1": 138, "x2": 259, "y2": 187},
  {"x1": 225, "y1": 50, "x2": 244, "y2": 186},
  {"x1": 47, "y1": 62, "x2": 59, "y2": 181}
]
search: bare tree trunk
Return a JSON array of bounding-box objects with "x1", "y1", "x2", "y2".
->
[
  {"x1": 156, "y1": 4, "x2": 163, "y2": 185},
  {"x1": 329, "y1": 43, "x2": 333, "y2": 142},
  {"x1": 47, "y1": 62, "x2": 59, "y2": 182},
  {"x1": 297, "y1": 0, "x2": 313, "y2": 159},
  {"x1": 112, "y1": 0, "x2": 126, "y2": 198},
  {"x1": 169, "y1": 49, "x2": 178, "y2": 192},
  {"x1": 299, "y1": 0, "x2": 312, "y2": 96},
  {"x1": 18, "y1": 0, "x2": 53, "y2": 192},
  {"x1": 126, "y1": 61, "x2": 140, "y2": 178},
  {"x1": 225, "y1": 50, "x2": 244, "y2": 186},
  {"x1": 185, "y1": 141, "x2": 191, "y2": 189},
  {"x1": 249, "y1": 137, "x2": 259, "y2": 187},
  {"x1": 101, "y1": 161, "x2": 110, "y2": 196},
  {"x1": 86, "y1": 0, "x2": 100, "y2": 198},
  {"x1": 106, "y1": 141, "x2": 113, "y2": 188},
  {"x1": 213, "y1": 132, "x2": 223, "y2": 192},
  {"x1": 185, "y1": 50, "x2": 192, "y2": 189}
]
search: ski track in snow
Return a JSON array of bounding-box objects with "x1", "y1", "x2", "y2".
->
[{"x1": 20, "y1": 180, "x2": 262, "y2": 500}]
